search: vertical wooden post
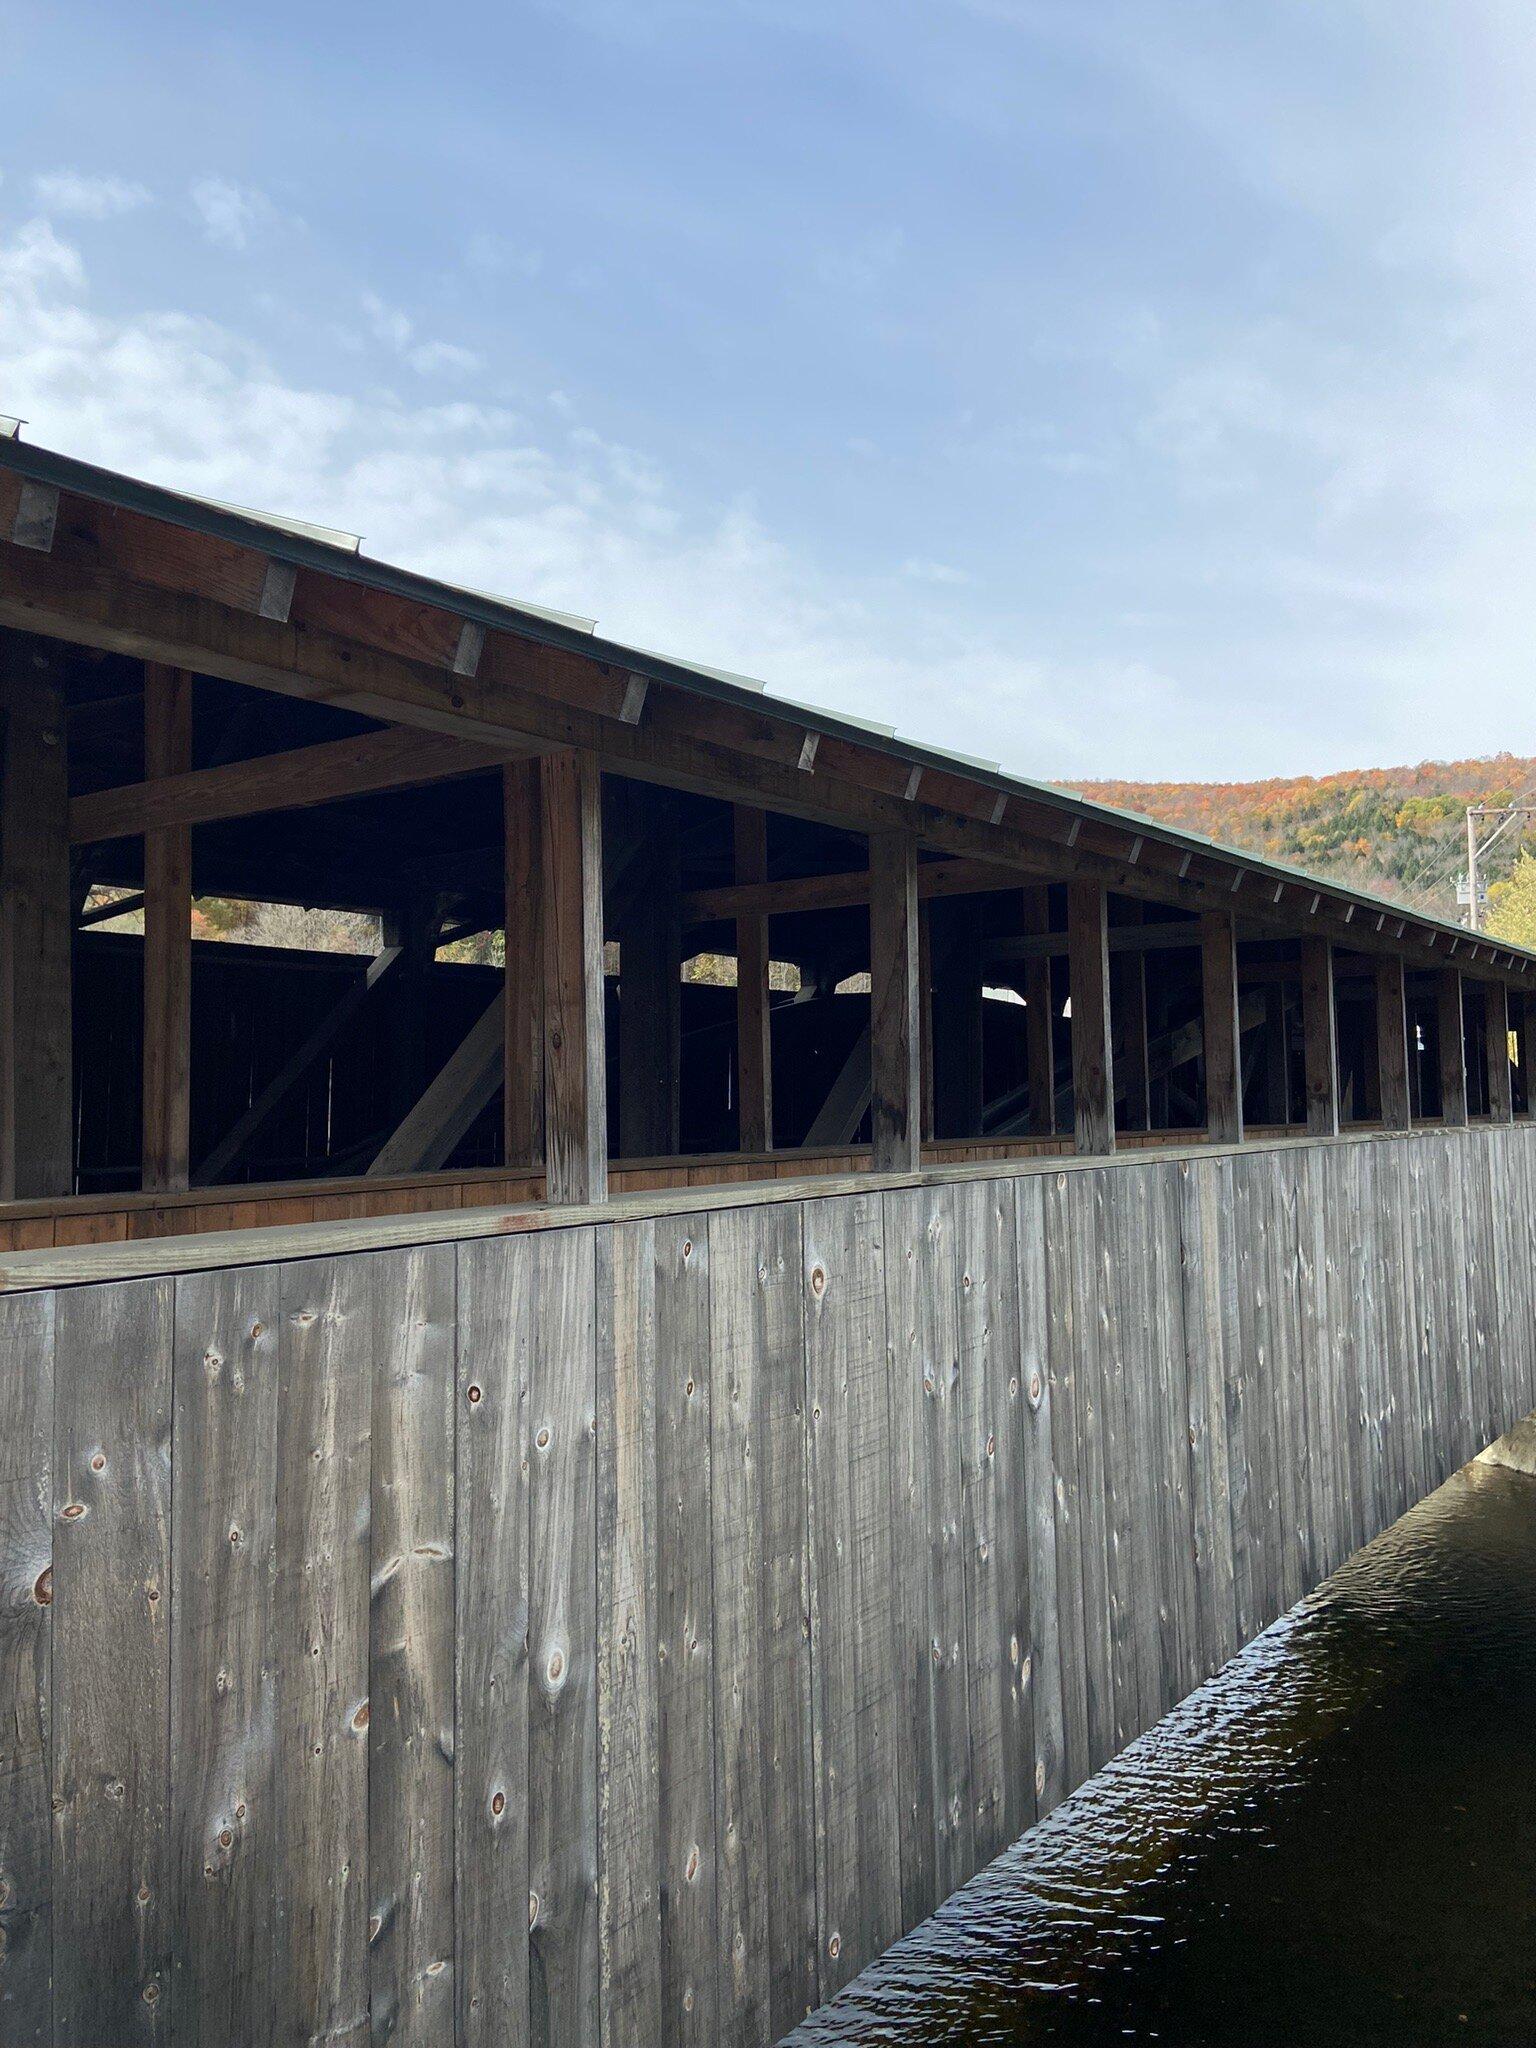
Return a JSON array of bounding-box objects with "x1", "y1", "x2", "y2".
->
[
  {"x1": 1374, "y1": 955, "x2": 1412, "y2": 1133},
  {"x1": 503, "y1": 760, "x2": 544, "y2": 1169},
  {"x1": 931, "y1": 897, "x2": 984, "y2": 1140},
  {"x1": 1301, "y1": 935, "x2": 1339, "y2": 1136},
  {"x1": 1022, "y1": 885, "x2": 1055, "y2": 1137},
  {"x1": 142, "y1": 663, "x2": 192, "y2": 1192},
  {"x1": 1067, "y1": 880, "x2": 1113, "y2": 1155},
  {"x1": 1485, "y1": 979, "x2": 1514, "y2": 1123},
  {"x1": 1200, "y1": 909, "x2": 1243, "y2": 1145},
  {"x1": 616, "y1": 791, "x2": 681, "y2": 1159},
  {"x1": 1111, "y1": 949, "x2": 1151, "y2": 1133},
  {"x1": 733, "y1": 805, "x2": 773, "y2": 1154},
  {"x1": 541, "y1": 748, "x2": 608, "y2": 1203},
  {"x1": 1436, "y1": 968, "x2": 1467, "y2": 1127},
  {"x1": 0, "y1": 639, "x2": 72, "y2": 1199},
  {"x1": 868, "y1": 831, "x2": 921, "y2": 1172}
]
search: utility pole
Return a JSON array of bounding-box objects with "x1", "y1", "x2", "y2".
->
[{"x1": 1463, "y1": 803, "x2": 1536, "y2": 931}]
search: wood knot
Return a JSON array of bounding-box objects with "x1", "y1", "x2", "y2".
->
[
  {"x1": 828, "y1": 1932, "x2": 841, "y2": 1960},
  {"x1": 684, "y1": 1844, "x2": 700, "y2": 1884},
  {"x1": 351, "y1": 1702, "x2": 370, "y2": 1733},
  {"x1": 89, "y1": 1452, "x2": 106, "y2": 1473},
  {"x1": 467, "y1": 1384, "x2": 483, "y2": 1404},
  {"x1": 535, "y1": 1426, "x2": 551, "y2": 1452},
  {"x1": 547, "y1": 1648, "x2": 565, "y2": 1687},
  {"x1": 491, "y1": 1790, "x2": 506, "y2": 1818},
  {"x1": 142, "y1": 1983, "x2": 160, "y2": 2006},
  {"x1": 682, "y1": 1238, "x2": 693, "y2": 1260},
  {"x1": 33, "y1": 1566, "x2": 52, "y2": 1606},
  {"x1": 1028, "y1": 1371, "x2": 1043, "y2": 1410},
  {"x1": 61, "y1": 1502, "x2": 86, "y2": 1521},
  {"x1": 809, "y1": 1265, "x2": 827, "y2": 1298},
  {"x1": 529, "y1": 1890, "x2": 540, "y2": 1929}
]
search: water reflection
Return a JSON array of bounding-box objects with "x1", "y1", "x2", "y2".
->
[{"x1": 791, "y1": 1448, "x2": 1536, "y2": 2046}]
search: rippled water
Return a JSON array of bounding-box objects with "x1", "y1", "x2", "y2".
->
[{"x1": 791, "y1": 1445, "x2": 1536, "y2": 2047}]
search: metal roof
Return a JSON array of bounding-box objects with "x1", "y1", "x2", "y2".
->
[{"x1": 0, "y1": 430, "x2": 1527, "y2": 967}]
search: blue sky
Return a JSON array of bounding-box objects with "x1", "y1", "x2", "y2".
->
[{"x1": 3, "y1": 0, "x2": 1535, "y2": 779}]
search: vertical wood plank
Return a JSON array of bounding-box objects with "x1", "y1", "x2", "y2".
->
[
  {"x1": 803, "y1": 1191, "x2": 899, "y2": 1998},
  {"x1": 1301, "y1": 936, "x2": 1339, "y2": 1137},
  {"x1": 52, "y1": 1278, "x2": 173, "y2": 2043},
  {"x1": 541, "y1": 751, "x2": 607, "y2": 1204},
  {"x1": 708, "y1": 1202, "x2": 817, "y2": 2046},
  {"x1": 1067, "y1": 882, "x2": 1113, "y2": 1155},
  {"x1": 868, "y1": 835, "x2": 921, "y2": 1174},
  {"x1": 733, "y1": 808, "x2": 774, "y2": 1155},
  {"x1": 142, "y1": 664, "x2": 193, "y2": 1193},
  {"x1": 504, "y1": 761, "x2": 544, "y2": 1170},
  {"x1": 884, "y1": 1184, "x2": 971, "y2": 1927},
  {"x1": 171, "y1": 1263, "x2": 280, "y2": 2046},
  {"x1": 1016, "y1": 1175, "x2": 1067, "y2": 1817},
  {"x1": 1178, "y1": 1155, "x2": 1239, "y2": 1678},
  {"x1": 1375, "y1": 956, "x2": 1412, "y2": 1132},
  {"x1": 0, "y1": 643, "x2": 72, "y2": 1201},
  {"x1": 273, "y1": 1257, "x2": 373, "y2": 2047},
  {"x1": 1200, "y1": 910, "x2": 1243, "y2": 1145},
  {"x1": 1437, "y1": 969, "x2": 1468, "y2": 1125},
  {"x1": 953, "y1": 1175, "x2": 1034, "y2": 1859},
  {"x1": 0, "y1": 1289, "x2": 53, "y2": 2043},
  {"x1": 652, "y1": 1217, "x2": 717, "y2": 2046},
  {"x1": 1040, "y1": 1171, "x2": 1091, "y2": 1791},
  {"x1": 596, "y1": 1221, "x2": 662, "y2": 2048},
  {"x1": 455, "y1": 1236, "x2": 531, "y2": 2048},
  {"x1": 527, "y1": 1229, "x2": 600, "y2": 2046},
  {"x1": 369, "y1": 1246, "x2": 457, "y2": 2048}
]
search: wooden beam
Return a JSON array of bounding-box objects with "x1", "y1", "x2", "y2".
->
[
  {"x1": 868, "y1": 832, "x2": 921, "y2": 1172},
  {"x1": 0, "y1": 640, "x2": 72, "y2": 1198},
  {"x1": 803, "y1": 1022, "x2": 873, "y2": 1148},
  {"x1": 5, "y1": 540, "x2": 1515, "y2": 970},
  {"x1": 1485, "y1": 979, "x2": 1514, "y2": 1123},
  {"x1": 683, "y1": 854, "x2": 1021, "y2": 924},
  {"x1": 1374, "y1": 955, "x2": 1412, "y2": 1133},
  {"x1": 1200, "y1": 910, "x2": 1243, "y2": 1145},
  {"x1": 993, "y1": 919, "x2": 1203, "y2": 963},
  {"x1": 1021, "y1": 886, "x2": 1055, "y2": 1138},
  {"x1": 141, "y1": 663, "x2": 192, "y2": 1191},
  {"x1": 368, "y1": 990, "x2": 505, "y2": 1175},
  {"x1": 541, "y1": 749, "x2": 607, "y2": 1202},
  {"x1": 1436, "y1": 968, "x2": 1467, "y2": 1126},
  {"x1": 70, "y1": 723, "x2": 518, "y2": 842},
  {"x1": 193, "y1": 944, "x2": 403, "y2": 1185},
  {"x1": 615, "y1": 789, "x2": 681, "y2": 1159},
  {"x1": 1067, "y1": 880, "x2": 1113, "y2": 1155},
  {"x1": 503, "y1": 761, "x2": 543, "y2": 1170},
  {"x1": 1301, "y1": 935, "x2": 1339, "y2": 1137},
  {"x1": 733, "y1": 806, "x2": 773, "y2": 1152}
]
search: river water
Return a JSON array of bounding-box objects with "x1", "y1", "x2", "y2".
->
[{"x1": 790, "y1": 1440, "x2": 1536, "y2": 2048}]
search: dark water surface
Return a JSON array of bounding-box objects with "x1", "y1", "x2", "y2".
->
[{"x1": 791, "y1": 1452, "x2": 1536, "y2": 2048}]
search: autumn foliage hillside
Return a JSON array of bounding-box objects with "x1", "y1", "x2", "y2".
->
[{"x1": 1066, "y1": 753, "x2": 1536, "y2": 918}]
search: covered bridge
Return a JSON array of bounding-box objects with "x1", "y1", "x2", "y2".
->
[{"x1": 3, "y1": 427, "x2": 1536, "y2": 2048}]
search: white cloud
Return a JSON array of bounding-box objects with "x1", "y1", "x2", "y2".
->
[
  {"x1": 189, "y1": 177, "x2": 277, "y2": 250},
  {"x1": 32, "y1": 171, "x2": 151, "y2": 219},
  {"x1": 901, "y1": 557, "x2": 972, "y2": 586},
  {"x1": 0, "y1": 214, "x2": 1096, "y2": 771},
  {"x1": 359, "y1": 292, "x2": 482, "y2": 378}
]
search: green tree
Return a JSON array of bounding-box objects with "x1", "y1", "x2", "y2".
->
[{"x1": 1485, "y1": 850, "x2": 1536, "y2": 948}]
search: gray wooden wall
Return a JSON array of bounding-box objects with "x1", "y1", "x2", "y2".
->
[{"x1": 3, "y1": 1127, "x2": 1535, "y2": 2047}]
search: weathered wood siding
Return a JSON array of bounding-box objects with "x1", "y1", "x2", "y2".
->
[{"x1": 3, "y1": 1127, "x2": 1535, "y2": 2046}]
